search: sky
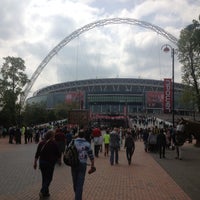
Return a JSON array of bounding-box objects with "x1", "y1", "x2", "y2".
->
[{"x1": 0, "y1": 0, "x2": 199, "y2": 98}]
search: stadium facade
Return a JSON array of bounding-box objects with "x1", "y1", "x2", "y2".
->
[{"x1": 27, "y1": 78, "x2": 191, "y2": 115}]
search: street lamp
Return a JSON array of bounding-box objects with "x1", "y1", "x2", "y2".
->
[{"x1": 161, "y1": 44, "x2": 175, "y2": 127}]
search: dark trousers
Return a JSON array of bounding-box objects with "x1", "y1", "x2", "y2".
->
[
  {"x1": 15, "y1": 135, "x2": 21, "y2": 144},
  {"x1": 104, "y1": 144, "x2": 109, "y2": 156},
  {"x1": 110, "y1": 147, "x2": 119, "y2": 165},
  {"x1": 126, "y1": 148, "x2": 134, "y2": 164},
  {"x1": 39, "y1": 161, "x2": 55, "y2": 195},
  {"x1": 94, "y1": 145, "x2": 100, "y2": 157},
  {"x1": 71, "y1": 163, "x2": 87, "y2": 200},
  {"x1": 159, "y1": 145, "x2": 165, "y2": 158},
  {"x1": 9, "y1": 134, "x2": 13, "y2": 144},
  {"x1": 24, "y1": 134, "x2": 28, "y2": 144}
]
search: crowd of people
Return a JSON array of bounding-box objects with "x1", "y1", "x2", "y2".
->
[
  {"x1": 31, "y1": 124, "x2": 136, "y2": 199},
  {"x1": 0, "y1": 116, "x2": 186, "y2": 200}
]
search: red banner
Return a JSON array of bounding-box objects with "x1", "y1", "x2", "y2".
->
[
  {"x1": 146, "y1": 91, "x2": 164, "y2": 108},
  {"x1": 65, "y1": 91, "x2": 84, "y2": 109},
  {"x1": 163, "y1": 78, "x2": 172, "y2": 113}
]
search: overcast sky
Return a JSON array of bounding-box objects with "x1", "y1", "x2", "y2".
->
[{"x1": 0, "y1": 0, "x2": 199, "y2": 98}]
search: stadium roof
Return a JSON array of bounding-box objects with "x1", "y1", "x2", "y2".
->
[{"x1": 33, "y1": 78, "x2": 183, "y2": 97}]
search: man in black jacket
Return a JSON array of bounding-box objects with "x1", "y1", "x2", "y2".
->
[
  {"x1": 124, "y1": 129, "x2": 135, "y2": 165},
  {"x1": 109, "y1": 127, "x2": 120, "y2": 165},
  {"x1": 34, "y1": 130, "x2": 60, "y2": 198},
  {"x1": 157, "y1": 129, "x2": 167, "y2": 159}
]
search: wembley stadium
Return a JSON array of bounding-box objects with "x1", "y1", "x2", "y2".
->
[
  {"x1": 25, "y1": 18, "x2": 192, "y2": 123},
  {"x1": 27, "y1": 78, "x2": 192, "y2": 117}
]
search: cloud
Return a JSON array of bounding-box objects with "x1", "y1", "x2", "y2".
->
[
  {"x1": 0, "y1": 0, "x2": 199, "y2": 98},
  {"x1": 0, "y1": 0, "x2": 28, "y2": 40}
]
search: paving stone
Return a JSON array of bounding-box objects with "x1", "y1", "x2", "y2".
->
[{"x1": 0, "y1": 137, "x2": 192, "y2": 200}]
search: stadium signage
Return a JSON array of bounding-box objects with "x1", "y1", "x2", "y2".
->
[{"x1": 163, "y1": 79, "x2": 172, "y2": 113}]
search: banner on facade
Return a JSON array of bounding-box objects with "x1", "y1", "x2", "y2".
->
[
  {"x1": 163, "y1": 78, "x2": 172, "y2": 113},
  {"x1": 65, "y1": 91, "x2": 84, "y2": 109},
  {"x1": 146, "y1": 91, "x2": 164, "y2": 108}
]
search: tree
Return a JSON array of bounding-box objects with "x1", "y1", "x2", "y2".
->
[
  {"x1": 0, "y1": 56, "x2": 29, "y2": 126},
  {"x1": 54, "y1": 103, "x2": 70, "y2": 120},
  {"x1": 177, "y1": 16, "x2": 200, "y2": 112},
  {"x1": 22, "y1": 102, "x2": 48, "y2": 126}
]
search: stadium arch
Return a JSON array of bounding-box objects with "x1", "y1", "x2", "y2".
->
[{"x1": 22, "y1": 17, "x2": 178, "y2": 105}]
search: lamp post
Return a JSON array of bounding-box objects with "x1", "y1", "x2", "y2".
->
[{"x1": 161, "y1": 44, "x2": 175, "y2": 127}]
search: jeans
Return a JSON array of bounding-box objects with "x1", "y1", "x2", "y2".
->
[
  {"x1": 71, "y1": 162, "x2": 87, "y2": 200},
  {"x1": 39, "y1": 160, "x2": 55, "y2": 195},
  {"x1": 94, "y1": 145, "x2": 100, "y2": 157},
  {"x1": 110, "y1": 147, "x2": 119, "y2": 165}
]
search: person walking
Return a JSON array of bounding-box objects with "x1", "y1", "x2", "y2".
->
[
  {"x1": 157, "y1": 128, "x2": 167, "y2": 159},
  {"x1": 109, "y1": 127, "x2": 120, "y2": 165},
  {"x1": 103, "y1": 128, "x2": 110, "y2": 157},
  {"x1": 172, "y1": 129, "x2": 182, "y2": 160},
  {"x1": 65, "y1": 129, "x2": 73, "y2": 147},
  {"x1": 33, "y1": 130, "x2": 60, "y2": 198},
  {"x1": 142, "y1": 128, "x2": 149, "y2": 152},
  {"x1": 8, "y1": 126, "x2": 15, "y2": 144},
  {"x1": 21, "y1": 125, "x2": 27, "y2": 144},
  {"x1": 15, "y1": 127, "x2": 21, "y2": 144},
  {"x1": 84, "y1": 127, "x2": 92, "y2": 143},
  {"x1": 55, "y1": 128, "x2": 66, "y2": 165},
  {"x1": 124, "y1": 129, "x2": 135, "y2": 165},
  {"x1": 71, "y1": 130, "x2": 95, "y2": 200},
  {"x1": 92, "y1": 126, "x2": 101, "y2": 157}
]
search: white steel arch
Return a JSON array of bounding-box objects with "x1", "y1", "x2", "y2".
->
[{"x1": 22, "y1": 17, "x2": 178, "y2": 104}]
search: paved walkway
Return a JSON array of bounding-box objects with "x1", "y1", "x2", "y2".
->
[
  {"x1": 152, "y1": 141, "x2": 200, "y2": 200},
  {"x1": 0, "y1": 137, "x2": 192, "y2": 200}
]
